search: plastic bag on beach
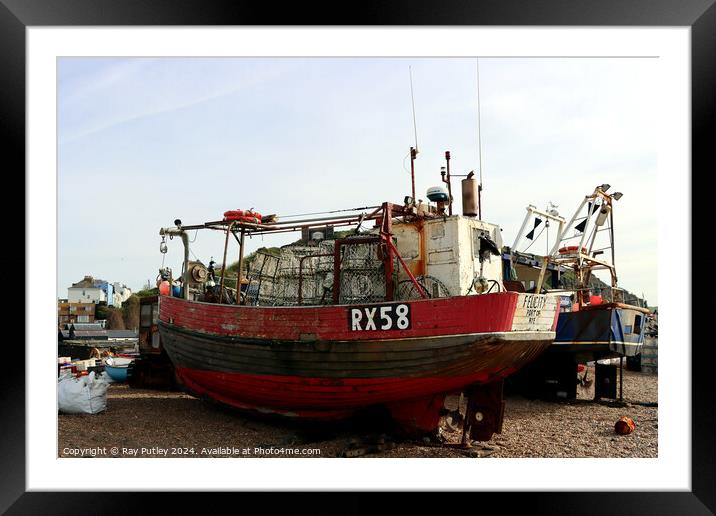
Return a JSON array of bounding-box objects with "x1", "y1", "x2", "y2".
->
[
  {"x1": 97, "y1": 370, "x2": 116, "y2": 383},
  {"x1": 58, "y1": 371, "x2": 109, "y2": 414}
]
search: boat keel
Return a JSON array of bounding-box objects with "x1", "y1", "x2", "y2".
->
[
  {"x1": 462, "y1": 380, "x2": 505, "y2": 442},
  {"x1": 386, "y1": 381, "x2": 506, "y2": 441},
  {"x1": 386, "y1": 394, "x2": 447, "y2": 435}
]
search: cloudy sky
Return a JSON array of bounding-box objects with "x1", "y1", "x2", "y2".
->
[{"x1": 58, "y1": 57, "x2": 657, "y2": 304}]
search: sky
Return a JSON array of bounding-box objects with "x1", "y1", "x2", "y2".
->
[{"x1": 57, "y1": 57, "x2": 658, "y2": 304}]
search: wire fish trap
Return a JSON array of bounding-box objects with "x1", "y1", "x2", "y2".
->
[
  {"x1": 397, "y1": 275, "x2": 451, "y2": 300},
  {"x1": 244, "y1": 252, "x2": 280, "y2": 305},
  {"x1": 246, "y1": 236, "x2": 392, "y2": 306},
  {"x1": 339, "y1": 270, "x2": 386, "y2": 305},
  {"x1": 337, "y1": 238, "x2": 394, "y2": 305},
  {"x1": 268, "y1": 242, "x2": 339, "y2": 306}
]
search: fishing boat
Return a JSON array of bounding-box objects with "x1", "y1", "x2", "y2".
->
[
  {"x1": 506, "y1": 185, "x2": 650, "y2": 399},
  {"x1": 156, "y1": 150, "x2": 559, "y2": 439}
]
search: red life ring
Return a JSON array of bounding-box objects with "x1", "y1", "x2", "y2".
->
[
  {"x1": 223, "y1": 210, "x2": 263, "y2": 223},
  {"x1": 558, "y1": 246, "x2": 587, "y2": 255},
  {"x1": 223, "y1": 209, "x2": 244, "y2": 220}
]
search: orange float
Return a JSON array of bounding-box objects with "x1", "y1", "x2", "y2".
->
[{"x1": 614, "y1": 416, "x2": 636, "y2": 435}]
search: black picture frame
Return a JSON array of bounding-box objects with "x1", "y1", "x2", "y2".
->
[{"x1": 3, "y1": 1, "x2": 710, "y2": 513}]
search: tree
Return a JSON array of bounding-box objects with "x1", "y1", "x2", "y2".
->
[
  {"x1": 122, "y1": 295, "x2": 140, "y2": 331},
  {"x1": 106, "y1": 307, "x2": 125, "y2": 330},
  {"x1": 95, "y1": 301, "x2": 108, "y2": 321}
]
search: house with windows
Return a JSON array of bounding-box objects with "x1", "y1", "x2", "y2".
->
[
  {"x1": 112, "y1": 282, "x2": 133, "y2": 307},
  {"x1": 57, "y1": 300, "x2": 96, "y2": 325},
  {"x1": 67, "y1": 275, "x2": 114, "y2": 305}
]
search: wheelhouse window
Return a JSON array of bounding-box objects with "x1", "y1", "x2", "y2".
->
[
  {"x1": 140, "y1": 304, "x2": 152, "y2": 328},
  {"x1": 633, "y1": 314, "x2": 643, "y2": 334}
]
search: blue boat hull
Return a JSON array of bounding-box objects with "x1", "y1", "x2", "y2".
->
[{"x1": 550, "y1": 305, "x2": 646, "y2": 362}]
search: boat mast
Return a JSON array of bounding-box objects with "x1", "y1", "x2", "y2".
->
[
  {"x1": 476, "y1": 58, "x2": 484, "y2": 220},
  {"x1": 445, "y1": 151, "x2": 453, "y2": 216},
  {"x1": 410, "y1": 146, "x2": 417, "y2": 205},
  {"x1": 408, "y1": 66, "x2": 420, "y2": 205}
]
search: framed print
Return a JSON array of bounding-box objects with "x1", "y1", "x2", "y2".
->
[{"x1": 3, "y1": 0, "x2": 712, "y2": 512}]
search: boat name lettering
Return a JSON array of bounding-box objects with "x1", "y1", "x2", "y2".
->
[
  {"x1": 349, "y1": 303, "x2": 411, "y2": 331},
  {"x1": 521, "y1": 294, "x2": 547, "y2": 310}
]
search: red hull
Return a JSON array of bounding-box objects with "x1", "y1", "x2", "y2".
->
[
  {"x1": 159, "y1": 292, "x2": 558, "y2": 432},
  {"x1": 160, "y1": 291, "x2": 524, "y2": 340},
  {"x1": 175, "y1": 366, "x2": 516, "y2": 417}
]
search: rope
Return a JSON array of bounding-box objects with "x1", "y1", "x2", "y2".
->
[
  {"x1": 278, "y1": 206, "x2": 380, "y2": 218},
  {"x1": 522, "y1": 225, "x2": 546, "y2": 253}
]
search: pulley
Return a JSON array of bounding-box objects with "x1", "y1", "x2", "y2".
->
[{"x1": 190, "y1": 263, "x2": 209, "y2": 283}]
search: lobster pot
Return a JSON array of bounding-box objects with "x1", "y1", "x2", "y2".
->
[
  {"x1": 245, "y1": 252, "x2": 280, "y2": 306},
  {"x1": 248, "y1": 237, "x2": 389, "y2": 306},
  {"x1": 339, "y1": 270, "x2": 385, "y2": 304},
  {"x1": 640, "y1": 336, "x2": 658, "y2": 374},
  {"x1": 338, "y1": 241, "x2": 391, "y2": 305}
]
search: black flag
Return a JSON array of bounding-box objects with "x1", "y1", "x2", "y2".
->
[{"x1": 525, "y1": 218, "x2": 543, "y2": 240}]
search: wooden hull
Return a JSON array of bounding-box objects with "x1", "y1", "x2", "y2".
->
[{"x1": 159, "y1": 292, "x2": 558, "y2": 431}]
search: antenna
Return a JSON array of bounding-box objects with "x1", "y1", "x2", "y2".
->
[
  {"x1": 476, "y1": 58, "x2": 484, "y2": 219},
  {"x1": 409, "y1": 66, "x2": 419, "y2": 153}
]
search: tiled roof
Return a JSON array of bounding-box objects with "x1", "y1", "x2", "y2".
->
[
  {"x1": 107, "y1": 330, "x2": 138, "y2": 339},
  {"x1": 71, "y1": 323, "x2": 104, "y2": 331},
  {"x1": 72, "y1": 330, "x2": 108, "y2": 339},
  {"x1": 70, "y1": 279, "x2": 96, "y2": 288},
  {"x1": 70, "y1": 276, "x2": 108, "y2": 288}
]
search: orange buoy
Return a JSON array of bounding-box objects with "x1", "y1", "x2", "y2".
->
[
  {"x1": 159, "y1": 280, "x2": 170, "y2": 296},
  {"x1": 614, "y1": 416, "x2": 636, "y2": 435}
]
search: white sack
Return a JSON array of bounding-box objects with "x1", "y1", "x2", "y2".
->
[
  {"x1": 58, "y1": 371, "x2": 109, "y2": 414},
  {"x1": 97, "y1": 371, "x2": 116, "y2": 383}
]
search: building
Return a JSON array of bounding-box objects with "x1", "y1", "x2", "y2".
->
[
  {"x1": 58, "y1": 323, "x2": 138, "y2": 359},
  {"x1": 107, "y1": 329, "x2": 139, "y2": 346},
  {"x1": 67, "y1": 275, "x2": 115, "y2": 306},
  {"x1": 57, "y1": 300, "x2": 96, "y2": 326},
  {"x1": 112, "y1": 282, "x2": 133, "y2": 307}
]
